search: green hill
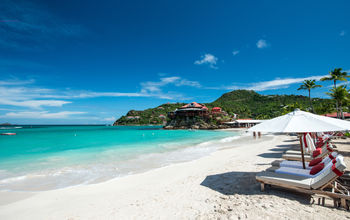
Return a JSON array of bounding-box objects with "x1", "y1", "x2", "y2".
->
[
  {"x1": 113, "y1": 90, "x2": 335, "y2": 125},
  {"x1": 113, "y1": 103, "x2": 185, "y2": 125},
  {"x1": 208, "y1": 90, "x2": 334, "y2": 119}
]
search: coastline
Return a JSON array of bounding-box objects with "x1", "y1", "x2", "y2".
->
[
  {"x1": 1, "y1": 133, "x2": 349, "y2": 219},
  {"x1": 0, "y1": 126, "x2": 239, "y2": 192}
]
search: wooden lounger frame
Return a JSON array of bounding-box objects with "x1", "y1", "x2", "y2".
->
[{"x1": 257, "y1": 175, "x2": 350, "y2": 209}]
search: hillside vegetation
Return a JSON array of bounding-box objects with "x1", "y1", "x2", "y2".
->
[
  {"x1": 113, "y1": 90, "x2": 335, "y2": 125},
  {"x1": 209, "y1": 90, "x2": 334, "y2": 119}
]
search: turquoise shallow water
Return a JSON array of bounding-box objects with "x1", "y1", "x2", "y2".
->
[{"x1": 0, "y1": 125, "x2": 238, "y2": 191}]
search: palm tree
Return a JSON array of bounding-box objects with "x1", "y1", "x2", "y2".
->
[
  {"x1": 321, "y1": 68, "x2": 349, "y2": 117},
  {"x1": 326, "y1": 86, "x2": 349, "y2": 119},
  {"x1": 297, "y1": 80, "x2": 322, "y2": 113},
  {"x1": 320, "y1": 68, "x2": 349, "y2": 88}
]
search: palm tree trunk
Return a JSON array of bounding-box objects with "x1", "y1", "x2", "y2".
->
[
  {"x1": 334, "y1": 80, "x2": 339, "y2": 118},
  {"x1": 309, "y1": 90, "x2": 314, "y2": 113},
  {"x1": 340, "y1": 104, "x2": 344, "y2": 119}
]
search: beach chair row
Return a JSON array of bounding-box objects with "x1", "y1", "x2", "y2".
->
[{"x1": 256, "y1": 133, "x2": 350, "y2": 209}]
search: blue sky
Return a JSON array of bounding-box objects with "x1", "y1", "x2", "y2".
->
[{"x1": 0, "y1": 0, "x2": 349, "y2": 124}]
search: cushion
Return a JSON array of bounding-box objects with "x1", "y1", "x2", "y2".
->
[
  {"x1": 312, "y1": 148, "x2": 322, "y2": 158},
  {"x1": 309, "y1": 157, "x2": 322, "y2": 167},
  {"x1": 310, "y1": 163, "x2": 325, "y2": 175},
  {"x1": 316, "y1": 142, "x2": 324, "y2": 148},
  {"x1": 303, "y1": 134, "x2": 308, "y2": 149}
]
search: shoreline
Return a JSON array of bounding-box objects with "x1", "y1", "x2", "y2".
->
[
  {"x1": 0, "y1": 129, "x2": 247, "y2": 194},
  {"x1": 1, "y1": 134, "x2": 349, "y2": 219},
  {"x1": 0, "y1": 128, "x2": 244, "y2": 193}
]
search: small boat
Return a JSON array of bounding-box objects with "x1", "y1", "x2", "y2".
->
[{"x1": 1, "y1": 133, "x2": 16, "y2": 135}]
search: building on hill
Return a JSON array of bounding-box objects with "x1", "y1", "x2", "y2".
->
[
  {"x1": 211, "y1": 107, "x2": 222, "y2": 114},
  {"x1": 168, "y1": 102, "x2": 209, "y2": 118},
  {"x1": 322, "y1": 112, "x2": 350, "y2": 119}
]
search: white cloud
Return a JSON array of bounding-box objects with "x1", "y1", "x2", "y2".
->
[
  {"x1": 0, "y1": 75, "x2": 199, "y2": 111},
  {"x1": 140, "y1": 76, "x2": 200, "y2": 99},
  {"x1": 194, "y1": 53, "x2": 218, "y2": 69},
  {"x1": 176, "y1": 79, "x2": 201, "y2": 88},
  {"x1": 340, "y1": 30, "x2": 346, "y2": 36},
  {"x1": 102, "y1": 116, "x2": 116, "y2": 121},
  {"x1": 0, "y1": 99, "x2": 71, "y2": 109},
  {"x1": 71, "y1": 92, "x2": 149, "y2": 99},
  {"x1": 0, "y1": 79, "x2": 35, "y2": 86},
  {"x1": 256, "y1": 39, "x2": 268, "y2": 49},
  {"x1": 232, "y1": 50, "x2": 240, "y2": 56},
  {"x1": 224, "y1": 75, "x2": 328, "y2": 91},
  {"x1": 0, "y1": 111, "x2": 86, "y2": 119}
]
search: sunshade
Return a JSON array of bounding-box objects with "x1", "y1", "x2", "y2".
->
[
  {"x1": 248, "y1": 109, "x2": 350, "y2": 169},
  {"x1": 249, "y1": 109, "x2": 350, "y2": 133}
]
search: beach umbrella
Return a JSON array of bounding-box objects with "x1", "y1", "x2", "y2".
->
[{"x1": 248, "y1": 109, "x2": 350, "y2": 168}]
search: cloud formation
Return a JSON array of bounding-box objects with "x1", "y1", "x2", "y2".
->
[
  {"x1": 0, "y1": 78, "x2": 35, "y2": 86},
  {"x1": 0, "y1": 111, "x2": 86, "y2": 119},
  {"x1": 0, "y1": 99, "x2": 71, "y2": 109},
  {"x1": 102, "y1": 116, "x2": 116, "y2": 121},
  {"x1": 194, "y1": 53, "x2": 218, "y2": 69},
  {"x1": 340, "y1": 30, "x2": 346, "y2": 36},
  {"x1": 232, "y1": 50, "x2": 240, "y2": 56},
  {"x1": 256, "y1": 39, "x2": 268, "y2": 49},
  {"x1": 0, "y1": 75, "x2": 199, "y2": 111},
  {"x1": 224, "y1": 75, "x2": 327, "y2": 91}
]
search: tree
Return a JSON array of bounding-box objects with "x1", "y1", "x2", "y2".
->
[
  {"x1": 321, "y1": 68, "x2": 349, "y2": 117},
  {"x1": 297, "y1": 79, "x2": 322, "y2": 112},
  {"x1": 326, "y1": 86, "x2": 349, "y2": 119},
  {"x1": 321, "y1": 68, "x2": 349, "y2": 88}
]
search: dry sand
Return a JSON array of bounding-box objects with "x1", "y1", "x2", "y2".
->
[{"x1": 0, "y1": 134, "x2": 349, "y2": 219}]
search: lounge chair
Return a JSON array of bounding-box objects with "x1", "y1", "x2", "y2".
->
[
  {"x1": 285, "y1": 133, "x2": 330, "y2": 155},
  {"x1": 272, "y1": 152, "x2": 338, "y2": 169},
  {"x1": 282, "y1": 143, "x2": 336, "y2": 162},
  {"x1": 256, "y1": 156, "x2": 350, "y2": 209},
  {"x1": 266, "y1": 155, "x2": 342, "y2": 178}
]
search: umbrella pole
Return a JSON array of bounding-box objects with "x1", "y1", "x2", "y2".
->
[{"x1": 299, "y1": 134, "x2": 306, "y2": 169}]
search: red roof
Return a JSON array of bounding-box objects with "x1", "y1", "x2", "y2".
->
[
  {"x1": 322, "y1": 112, "x2": 350, "y2": 117},
  {"x1": 212, "y1": 107, "x2": 221, "y2": 110},
  {"x1": 181, "y1": 102, "x2": 205, "y2": 109}
]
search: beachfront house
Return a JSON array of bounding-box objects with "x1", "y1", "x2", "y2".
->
[
  {"x1": 211, "y1": 107, "x2": 222, "y2": 114},
  {"x1": 322, "y1": 112, "x2": 350, "y2": 119},
  {"x1": 168, "y1": 102, "x2": 209, "y2": 119}
]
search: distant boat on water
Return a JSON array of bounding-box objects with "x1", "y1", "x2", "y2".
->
[
  {"x1": 1, "y1": 133, "x2": 16, "y2": 135},
  {"x1": 0, "y1": 126, "x2": 22, "y2": 130}
]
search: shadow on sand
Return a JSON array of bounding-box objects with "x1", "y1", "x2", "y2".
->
[
  {"x1": 337, "y1": 150, "x2": 350, "y2": 157},
  {"x1": 257, "y1": 143, "x2": 302, "y2": 159},
  {"x1": 283, "y1": 139, "x2": 299, "y2": 143},
  {"x1": 200, "y1": 171, "x2": 310, "y2": 204}
]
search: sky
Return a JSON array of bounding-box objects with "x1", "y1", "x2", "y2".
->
[{"x1": 0, "y1": 0, "x2": 349, "y2": 124}]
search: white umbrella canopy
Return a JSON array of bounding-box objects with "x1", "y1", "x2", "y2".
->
[
  {"x1": 249, "y1": 109, "x2": 350, "y2": 169},
  {"x1": 249, "y1": 109, "x2": 350, "y2": 133}
]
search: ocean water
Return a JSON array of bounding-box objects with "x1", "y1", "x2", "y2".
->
[{"x1": 0, "y1": 125, "x2": 240, "y2": 191}]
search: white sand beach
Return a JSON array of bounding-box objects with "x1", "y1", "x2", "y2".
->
[{"x1": 0, "y1": 134, "x2": 349, "y2": 219}]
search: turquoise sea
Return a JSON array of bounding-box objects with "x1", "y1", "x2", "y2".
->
[{"x1": 0, "y1": 125, "x2": 239, "y2": 191}]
